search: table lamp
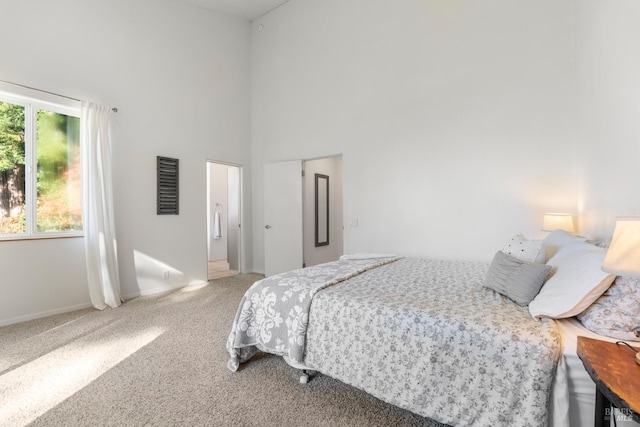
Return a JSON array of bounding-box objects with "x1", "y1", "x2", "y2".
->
[
  {"x1": 542, "y1": 213, "x2": 575, "y2": 234},
  {"x1": 602, "y1": 217, "x2": 640, "y2": 278},
  {"x1": 602, "y1": 217, "x2": 640, "y2": 364}
]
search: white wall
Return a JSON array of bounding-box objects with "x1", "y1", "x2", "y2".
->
[
  {"x1": 0, "y1": 238, "x2": 89, "y2": 325},
  {"x1": 4, "y1": 0, "x2": 638, "y2": 325},
  {"x1": 575, "y1": 0, "x2": 640, "y2": 239},
  {"x1": 252, "y1": 0, "x2": 578, "y2": 270},
  {"x1": 0, "y1": 0, "x2": 252, "y2": 325}
]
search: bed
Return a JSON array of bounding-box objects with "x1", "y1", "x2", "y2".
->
[{"x1": 227, "y1": 231, "x2": 640, "y2": 427}]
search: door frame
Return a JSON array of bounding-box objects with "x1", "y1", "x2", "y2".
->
[{"x1": 206, "y1": 160, "x2": 244, "y2": 277}]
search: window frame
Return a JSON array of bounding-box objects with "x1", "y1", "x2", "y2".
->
[{"x1": 0, "y1": 83, "x2": 82, "y2": 241}]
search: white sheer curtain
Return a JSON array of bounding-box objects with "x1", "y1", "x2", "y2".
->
[{"x1": 81, "y1": 102, "x2": 122, "y2": 309}]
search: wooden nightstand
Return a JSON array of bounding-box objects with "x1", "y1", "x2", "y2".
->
[{"x1": 577, "y1": 336, "x2": 640, "y2": 426}]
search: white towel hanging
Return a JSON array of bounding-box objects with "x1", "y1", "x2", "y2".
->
[{"x1": 213, "y1": 210, "x2": 222, "y2": 240}]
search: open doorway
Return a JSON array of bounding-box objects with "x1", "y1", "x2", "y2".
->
[
  {"x1": 207, "y1": 161, "x2": 242, "y2": 280},
  {"x1": 263, "y1": 156, "x2": 344, "y2": 276},
  {"x1": 303, "y1": 155, "x2": 343, "y2": 267}
]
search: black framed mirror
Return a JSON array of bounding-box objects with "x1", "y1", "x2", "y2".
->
[{"x1": 315, "y1": 173, "x2": 329, "y2": 247}]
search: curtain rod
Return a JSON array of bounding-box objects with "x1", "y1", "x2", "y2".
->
[{"x1": 0, "y1": 79, "x2": 118, "y2": 113}]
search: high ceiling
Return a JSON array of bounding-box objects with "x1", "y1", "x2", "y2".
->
[{"x1": 173, "y1": 0, "x2": 290, "y2": 20}]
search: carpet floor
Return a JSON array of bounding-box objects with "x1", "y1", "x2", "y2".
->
[{"x1": 0, "y1": 274, "x2": 449, "y2": 427}]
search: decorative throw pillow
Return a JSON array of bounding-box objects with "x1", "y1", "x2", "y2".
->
[
  {"x1": 541, "y1": 229, "x2": 587, "y2": 262},
  {"x1": 484, "y1": 251, "x2": 552, "y2": 306},
  {"x1": 577, "y1": 276, "x2": 640, "y2": 341},
  {"x1": 501, "y1": 234, "x2": 545, "y2": 264},
  {"x1": 528, "y1": 241, "x2": 616, "y2": 319}
]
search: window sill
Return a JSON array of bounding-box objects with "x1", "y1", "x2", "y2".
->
[{"x1": 0, "y1": 233, "x2": 84, "y2": 242}]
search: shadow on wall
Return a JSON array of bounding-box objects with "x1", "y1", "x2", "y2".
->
[{"x1": 132, "y1": 250, "x2": 184, "y2": 296}]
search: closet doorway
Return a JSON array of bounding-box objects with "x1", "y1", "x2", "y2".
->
[
  {"x1": 303, "y1": 155, "x2": 343, "y2": 267},
  {"x1": 206, "y1": 161, "x2": 242, "y2": 280},
  {"x1": 263, "y1": 155, "x2": 344, "y2": 276}
]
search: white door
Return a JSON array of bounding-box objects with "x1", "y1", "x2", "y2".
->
[{"x1": 264, "y1": 160, "x2": 303, "y2": 277}]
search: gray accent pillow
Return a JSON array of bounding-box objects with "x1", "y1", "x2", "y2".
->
[
  {"x1": 577, "y1": 276, "x2": 640, "y2": 341},
  {"x1": 484, "y1": 251, "x2": 552, "y2": 306}
]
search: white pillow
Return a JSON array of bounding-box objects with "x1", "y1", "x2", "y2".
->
[
  {"x1": 541, "y1": 229, "x2": 587, "y2": 262},
  {"x1": 528, "y1": 241, "x2": 615, "y2": 319},
  {"x1": 501, "y1": 234, "x2": 545, "y2": 264}
]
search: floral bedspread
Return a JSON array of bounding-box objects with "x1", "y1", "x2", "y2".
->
[
  {"x1": 226, "y1": 256, "x2": 398, "y2": 372},
  {"x1": 303, "y1": 258, "x2": 561, "y2": 427}
]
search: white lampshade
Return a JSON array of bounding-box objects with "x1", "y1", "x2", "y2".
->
[
  {"x1": 542, "y1": 213, "x2": 575, "y2": 233},
  {"x1": 602, "y1": 217, "x2": 640, "y2": 277}
]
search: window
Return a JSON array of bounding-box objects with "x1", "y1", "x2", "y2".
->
[{"x1": 0, "y1": 90, "x2": 81, "y2": 239}]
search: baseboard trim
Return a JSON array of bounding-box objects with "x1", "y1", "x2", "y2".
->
[
  {"x1": 2, "y1": 282, "x2": 211, "y2": 327},
  {"x1": 0, "y1": 302, "x2": 94, "y2": 327},
  {"x1": 121, "y1": 281, "x2": 209, "y2": 301}
]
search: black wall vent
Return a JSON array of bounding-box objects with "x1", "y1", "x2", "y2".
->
[{"x1": 157, "y1": 156, "x2": 179, "y2": 215}]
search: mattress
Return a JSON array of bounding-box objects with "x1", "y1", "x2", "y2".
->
[{"x1": 552, "y1": 318, "x2": 640, "y2": 427}]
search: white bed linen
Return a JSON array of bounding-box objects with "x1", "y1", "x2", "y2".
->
[{"x1": 551, "y1": 318, "x2": 640, "y2": 427}]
